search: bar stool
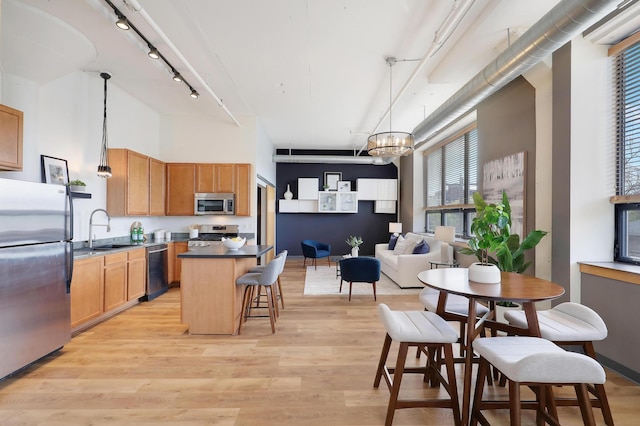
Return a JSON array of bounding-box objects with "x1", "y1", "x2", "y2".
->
[
  {"x1": 420, "y1": 287, "x2": 490, "y2": 356},
  {"x1": 471, "y1": 336, "x2": 606, "y2": 426},
  {"x1": 373, "y1": 303, "x2": 461, "y2": 426},
  {"x1": 236, "y1": 255, "x2": 285, "y2": 334},
  {"x1": 249, "y1": 250, "x2": 288, "y2": 309},
  {"x1": 503, "y1": 302, "x2": 613, "y2": 425}
]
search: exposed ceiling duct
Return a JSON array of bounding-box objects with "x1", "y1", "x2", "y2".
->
[{"x1": 412, "y1": 0, "x2": 620, "y2": 147}]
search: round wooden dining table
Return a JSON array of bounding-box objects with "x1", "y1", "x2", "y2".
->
[{"x1": 417, "y1": 268, "x2": 565, "y2": 426}]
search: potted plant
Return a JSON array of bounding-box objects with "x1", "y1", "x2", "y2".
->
[
  {"x1": 461, "y1": 191, "x2": 548, "y2": 284},
  {"x1": 67, "y1": 179, "x2": 87, "y2": 192},
  {"x1": 346, "y1": 235, "x2": 363, "y2": 257}
]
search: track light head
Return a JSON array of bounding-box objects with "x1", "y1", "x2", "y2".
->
[
  {"x1": 173, "y1": 72, "x2": 183, "y2": 82},
  {"x1": 148, "y1": 46, "x2": 160, "y2": 59},
  {"x1": 190, "y1": 89, "x2": 199, "y2": 99},
  {"x1": 115, "y1": 14, "x2": 129, "y2": 30}
]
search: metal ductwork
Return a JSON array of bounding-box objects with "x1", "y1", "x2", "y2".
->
[
  {"x1": 272, "y1": 154, "x2": 394, "y2": 165},
  {"x1": 412, "y1": 0, "x2": 620, "y2": 146}
]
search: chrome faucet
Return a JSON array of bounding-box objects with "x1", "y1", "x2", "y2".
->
[{"x1": 89, "y1": 208, "x2": 111, "y2": 248}]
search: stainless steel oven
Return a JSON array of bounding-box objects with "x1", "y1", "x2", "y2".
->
[{"x1": 194, "y1": 193, "x2": 235, "y2": 215}]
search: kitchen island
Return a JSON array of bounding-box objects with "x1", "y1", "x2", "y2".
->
[{"x1": 178, "y1": 244, "x2": 273, "y2": 335}]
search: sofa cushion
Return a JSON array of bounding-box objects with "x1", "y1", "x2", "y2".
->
[
  {"x1": 388, "y1": 234, "x2": 399, "y2": 250},
  {"x1": 393, "y1": 235, "x2": 417, "y2": 255},
  {"x1": 413, "y1": 239, "x2": 430, "y2": 254}
]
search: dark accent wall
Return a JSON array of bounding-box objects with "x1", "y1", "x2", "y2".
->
[
  {"x1": 552, "y1": 42, "x2": 572, "y2": 302},
  {"x1": 276, "y1": 162, "x2": 398, "y2": 256},
  {"x1": 477, "y1": 76, "x2": 538, "y2": 275}
]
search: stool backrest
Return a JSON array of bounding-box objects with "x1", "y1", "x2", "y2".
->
[{"x1": 258, "y1": 254, "x2": 285, "y2": 286}]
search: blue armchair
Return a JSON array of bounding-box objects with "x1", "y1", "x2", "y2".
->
[
  {"x1": 301, "y1": 239, "x2": 331, "y2": 270},
  {"x1": 339, "y1": 257, "x2": 381, "y2": 301}
]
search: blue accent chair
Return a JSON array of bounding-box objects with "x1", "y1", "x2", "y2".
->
[
  {"x1": 301, "y1": 240, "x2": 331, "y2": 270},
  {"x1": 339, "y1": 257, "x2": 381, "y2": 301}
]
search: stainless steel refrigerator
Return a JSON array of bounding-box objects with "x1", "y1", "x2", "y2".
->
[{"x1": 0, "y1": 178, "x2": 73, "y2": 379}]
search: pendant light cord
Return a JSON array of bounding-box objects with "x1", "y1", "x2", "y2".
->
[{"x1": 98, "y1": 72, "x2": 112, "y2": 177}]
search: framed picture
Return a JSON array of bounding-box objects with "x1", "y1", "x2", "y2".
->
[
  {"x1": 337, "y1": 180, "x2": 351, "y2": 192},
  {"x1": 324, "y1": 172, "x2": 342, "y2": 191},
  {"x1": 41, "y1": 155, "x2": 69, "y2": 185}
]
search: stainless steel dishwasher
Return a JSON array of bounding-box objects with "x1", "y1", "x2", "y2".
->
[{"x1": 143, "y1": 243, "x2": 168, "y2": 301}]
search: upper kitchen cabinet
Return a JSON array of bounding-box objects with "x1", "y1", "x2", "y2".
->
[
  {"x1": 195, "y1": 163, "x2": 236, "y2": 193},
  {"x1": 0, "y1": 104, "x2": 24, "y2": 171},
  {"x1": 235, "y1": 163, "x2": 251, "y2": 217},
  {"x1": 166, "y1": 163, "x2": 195, "y2": 216},
  {"x1": 149, "y1": 158, "x2": 166, "y2": 216},
  {"x1": 107, "y1": 149, "x2": 166, "y2": 216}
]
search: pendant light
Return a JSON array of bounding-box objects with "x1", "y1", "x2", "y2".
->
[
  {"x1": 97, "y1": 72, "x2": 112, "y2": 178},
  {"x1": 367, "y1": 57, "x2": 414, "y2": 157}
]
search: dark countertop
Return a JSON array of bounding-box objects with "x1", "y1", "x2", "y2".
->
[{"x1": 178, "y1": 244, "x2": 273, "y2": 259}]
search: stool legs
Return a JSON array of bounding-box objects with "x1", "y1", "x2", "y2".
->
[
  {"x1": 238, "y1": 284, "x2": 278, "y2": 334},
  {"x1": 374, "y1": 333, "x2": 461, "y2": 426}
]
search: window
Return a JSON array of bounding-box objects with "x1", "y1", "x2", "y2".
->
[
  {"x1": 424, "y1": 126, "x2": 478, "y2": 237},
  {"x1": 614, "y1": 40, "x2": 640, "y2": 264}
]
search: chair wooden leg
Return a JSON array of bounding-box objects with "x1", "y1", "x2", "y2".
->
[
  {"x1": 509, "y1": 379, "x2": 522, "y2": 426},
  {"x1": 471, "y1": 358, "x2": 489, "y2": 426},
  {"x1": 443, "y1": 343, "x2": 462, "y2": 426},
  {"x1": 264, "y1": 285, "x2": 276, "y2": 334},
  {"x1": 583, "y1": 342, "x2": 614, "y2": 425},
  {"x1": 384, "y1": 342, "x2": 409, "y2": 426},
  {"x1": 277, "y1": 277, "x2": 285, "y2": 309},
  {"x1": 314, "y1": 258, "x2": 317, "y2": 270},
  {"x1": 327, "y1": 256, "x2": 330, "y2": 267},
  {"x1": 576, "y1": 383, "x2": 597, "y2": 426},
  {"x1": 339, "y1": 278, "x2": 343, "y2": 293},
  {"x1": 349, "y1": 282, "x2": 353, "y2": 301},
  {"x1": 238, "y1": 285, "x2": 252, "y2": 335},
  {"x1": 303, "y1": 257, "x2": 307, "y2": 268},
  {"x1": 374, "y1": 334, "x2": 392, "y2": 388},
  {"x1": 372, "y1": 281, "x2": 377, "y2": 301}
]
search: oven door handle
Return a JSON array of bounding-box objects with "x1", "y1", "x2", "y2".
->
[{"x1": 148, "y1": 247, "x2": 168, "y2": 254}]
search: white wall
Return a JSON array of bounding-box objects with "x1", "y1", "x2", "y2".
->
[{"x1": 569, "y1": 36, "x2": 615, "y2": 301}]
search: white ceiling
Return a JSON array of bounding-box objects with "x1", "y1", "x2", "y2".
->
[{"x1": 2, "y1": 0, "x2": 564, "y2": 151}]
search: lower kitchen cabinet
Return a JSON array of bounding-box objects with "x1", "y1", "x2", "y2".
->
[
  {"x1": 70, "y1": 256, "x2": 104, "y2": 329},
  {"x1": 103, "y1": 252, "x2": 127, "y2": 311},
  {"x1": 127, "y1": 248, "x2": 146, "y2": 300},
  {"x1": 173, "y1": 242, "x2": 188, "y2": 284}
]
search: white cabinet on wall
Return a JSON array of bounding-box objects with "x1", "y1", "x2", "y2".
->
[
  {"x1": 298, "y1": 178, "x2": 319, "y2": 200},
  {"x1": 279, "y1": 200, "x2": 298, "y2": 212},
  {"x1": 375, "y1": 200, "x2": 396, "y2": 214},
  {"x1": 318, "y1": 191, "x2": 358, "y2": 213},
  {"x1": 356, "y1": 178, "x2": 397, "y2": 201}
]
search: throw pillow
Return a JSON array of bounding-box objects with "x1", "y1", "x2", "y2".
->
[
  {"x1": 413, "y1": 239, "x2": 430, "y2": 254},
  {"x1": 388, "y1": 234, "x2": 399, "y2": 250},
  {"x1": 393, "y1": 236, "x2": 417, "y2": 255}
]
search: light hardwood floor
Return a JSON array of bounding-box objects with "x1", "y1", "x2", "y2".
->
[{"x1": 0, "y1": 258, "x2": 638, "y2": 425}]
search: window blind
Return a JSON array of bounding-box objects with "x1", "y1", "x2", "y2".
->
[{"x1": 616, "y1": 41, "x2": 640, "y2": 196}]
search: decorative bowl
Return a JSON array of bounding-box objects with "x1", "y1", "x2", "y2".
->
[{"x1": 222, "y1": 237, "x2": 246, "y2": 250}]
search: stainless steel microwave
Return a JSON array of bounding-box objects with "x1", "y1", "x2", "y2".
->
[{"x1": 194, "y1": 193, "x2": 235, "y2": 215}]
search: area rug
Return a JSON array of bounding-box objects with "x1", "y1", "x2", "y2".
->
[{"x1": 303, "y1": 266, "x2": 422, "y2": 296}]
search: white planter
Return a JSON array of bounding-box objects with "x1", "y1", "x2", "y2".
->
[
  {"x1": 70, "y1": 185, "x2": 85, "y2": 192},
  {"x1": 468, "y1": 262, "x2": 501, "y2": 284},
  {"x1": 351, "y1": 247, "x2": 359, "y2": 257}
]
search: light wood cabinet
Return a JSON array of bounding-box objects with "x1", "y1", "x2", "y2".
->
[
  {"x1": 235, "y1": 163, "x2": 251, "y2": 216},
  {"x1": 195, "y1": 164, "x2": 215, "y2": 193},
  {"x1": 166, "y1": 163, "x2": 195, "y2": 216},
  {"x1": 173, "y1": 242, "x2": 188, "y2": 284},
  {"x1": 0, "y1": 104, "x2": 23, "y2": 171},
  {"x1": 70, "y1": 256, "x2": 104, "y2": 329},
  {"x1": 167, "y1": 242, "x2": 175, "y2": 284},
  {"x1": 107, "y1": 149, "x2": 166, "y2": 216},
  {"x1": 195, "y1": 163, "x2": 240, "y2": 194},
  {"x1": 127, "y1": 248, "x2": 146, "y2": 300},
  {"x1": 216, "y1": 164, "x2": 236, "y2": 193},
  {"x1": 149, "y1": 158, "x2": 166, "y2": 216},
  {"x1": 103, "y1": 252, "x2": 127, "y2": 311}
]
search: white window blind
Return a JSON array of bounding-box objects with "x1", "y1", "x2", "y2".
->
[{"x1": 616, "y1": 41, "x2": 640, "y2": 196}]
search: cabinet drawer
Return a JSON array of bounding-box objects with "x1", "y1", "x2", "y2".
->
[
  {"x1": 104, "y1": 252, "x2": 127, "y2": 265},
  {"x1": 127, "y1": 248, "x2": 146, "y2": 261}
]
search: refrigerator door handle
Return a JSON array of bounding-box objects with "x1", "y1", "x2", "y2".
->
[
  {"x1": 66, "y1": 186, "x2": 74, "y2": 241},
  {"x1": 66, "y1": 242, "x2": 73, "y2": 294}
]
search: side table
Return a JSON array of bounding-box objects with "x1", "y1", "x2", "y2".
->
[
  {"x1": 429, "y1": 260, "x2": 459, "y2": 269},
  {"x1": 330, "y1": 255, "x2": 350, "y2": 278}
]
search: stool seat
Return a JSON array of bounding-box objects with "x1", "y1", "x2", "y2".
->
[
  {"x1": 420, "y1": 288, "x2": 490, "y2": 316},
  {"x1": 379, "y1": 306, "x2": 459, "y2": 344},
  {"x1": 473, "y1": 336, "x2": 606, "y2": 384},
  {"x1": 503, "y1": 302, "x2": 607, "y2": 341}
]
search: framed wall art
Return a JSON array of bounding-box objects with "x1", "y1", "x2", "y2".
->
[
  {"x1": 41, "y1": 155, "x2": 69, "y2": 185},
  {"x1": 483, "y1": 151, "x2": 526, "y2": 238},
  {"x1": 324, "y1": 172, "x2": 342, "y2": 191},
  {"x1": 337, "y1": 180, "x2": 351, "y2": 192}
]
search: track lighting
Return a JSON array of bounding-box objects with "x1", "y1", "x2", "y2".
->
[
  {"x1": 115, "y1": 12, "x2": 129, "y2": 30},
  {"x1": 148, "y1": 46, "x2": 160, "y2": 60},
  {"x1": 102, "y1": 0, "x2": 199, "y2": 99}
]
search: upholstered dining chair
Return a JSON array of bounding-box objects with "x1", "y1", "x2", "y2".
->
[
  {"x1": 339, "y1": 256, "x2": 381, "y2": 301},
  {"x1": 301, "y1": 239, "x2": 331, "y2": 270}
]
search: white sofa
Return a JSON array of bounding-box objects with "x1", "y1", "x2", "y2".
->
[{"x1": 375, "y1": 232, "x2": 444, "y2": 288}]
